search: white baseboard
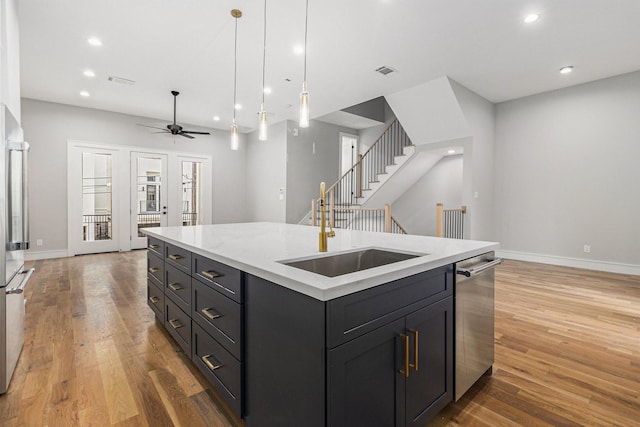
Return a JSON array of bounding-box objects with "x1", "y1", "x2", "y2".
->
[
  {"x1": 25, "y1": 249, "x2": 70, "y2": 261},
  {"x1": 496, "y1": 250, "x2": 640, "y2": 276}
]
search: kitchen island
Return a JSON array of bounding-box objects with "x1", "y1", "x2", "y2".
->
[{"x1": 143, "y1": 222, "x2": 498, "y2": 427}]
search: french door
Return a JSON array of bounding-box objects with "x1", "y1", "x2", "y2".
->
[
  {"x1": 68, "y1": 144, "x2": 122, "y2": 255},
  {"x1": 68, "y1": 142, "x2": 212, "y2": 255},
  {"x1": 130, "y1": 152, "x2": 168, "y2": 249}
]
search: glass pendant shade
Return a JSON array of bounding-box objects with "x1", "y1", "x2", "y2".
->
[
  {"x1": 299, "y1": 82, "x2": 309, "y2": 128},
  {"x1": 258, "y1": 105, "x2": 268, "y2": 141},
  {"x1": 230, "y1": 121, "x2": 239, "y2": 150}
]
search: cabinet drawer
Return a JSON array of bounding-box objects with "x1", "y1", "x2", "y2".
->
[
  {"x1": 147, "y1": 280, "x2": 164, "y2": 320},
  {"x1": 326, "y1": 266, "x2": 452, "y2": 348},
  {"x1": 192, "y1": 279, "x2": 242, "y2": 359},
  {"x1": 192, "y1": 322, "x2": 242, "y2": 417},
  {"x1": 165, "y1": 298, "x2": 192, "y2": 357},
  {"x1": 147, "y1": 236, "x2": 164, "y2": 257},
  {"x1": 192, "y1": 255, "x2": 243, "y2": 303},
  {"x1": 165, "y1": 263, "x2": 192, "y2": 313},
  {"x1": 165, "y1": 243, "x2": 192, "y2": 273},
  {"x1": 147, "y1": 252, "x2": 164, "y2": 285}
]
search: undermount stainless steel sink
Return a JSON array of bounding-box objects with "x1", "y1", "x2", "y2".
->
[{"x1": 280, "y1": 248, "x2": 424, "y2": 277}]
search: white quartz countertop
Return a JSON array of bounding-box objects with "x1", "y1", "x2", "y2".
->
[{"x1": 142, "y1": 222, "x2": 499, "y2": 301}]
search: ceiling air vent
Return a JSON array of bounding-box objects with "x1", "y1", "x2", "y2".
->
[
  {"x1": 374, "y1": 66, "x2": 396, "y2": 76},
  {"x1": 108, "y1": 76, "x2": 136, "y2": 85}
]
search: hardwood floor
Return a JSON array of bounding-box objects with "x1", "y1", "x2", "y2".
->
[
  {"x1": 0, "y1": 252, "x2": 638, "y2": 426},
  {"x1": 430, "y1": 260, "x2": 640, "y2": 427}
]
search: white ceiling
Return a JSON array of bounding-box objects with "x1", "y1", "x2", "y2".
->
[{"x1": 18, "y1": 0, "x2": 640, "y2": 133}]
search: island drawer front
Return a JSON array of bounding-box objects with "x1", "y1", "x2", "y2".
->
[
  {"x1": 147, "y1": 236, "x2": 165, "y2": 257},
  {"x1": 165, "y1": 243, "x2": 192, "y2": 273},
  {"x1": 192, "y1": 255, "x2": 243, "y2": 303},
  {"x1": 147, "y1": 252, "x2": 165, "y2": 285},
  {"x1": 326, "y1": 266, "x2": 452, "y2": 348},
  {"x1": 147, "y1": 280, "x2": 164, "y2": 320},
  {"x1": 165, "y1": 298, "x2": 192, "y2": 357},
  {"x1": 192, "y1": 322, "x2": 242, "y2": 417},
  {"x1": 192, "y1": 279, "x2": 242, "y2": 360},
  {"x1": 165, "y1": 263, "x2": 192, "y2": 313}
]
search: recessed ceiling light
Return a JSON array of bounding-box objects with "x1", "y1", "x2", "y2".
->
[
  {"x1": 559, "y1": 66, "x2": 574, "y2": 74},
  {"x1": 80, "y1": 91, "x2": 90, "y2": 97},
  {"x1": 87, "y1": 37, "x2": 102, "y2": 47},
  {"x1": 447, "y1": 149, "x2": 456, "y2": 154},
  {"x1": 293, "y1": 44, "x2": 304, "y2": 55},
  {"x1": 213, "y1": 116, "x2": 220, "y2": 121},
  {"x1": 234, "y1": 103, "x2": 242, "y2": 110},
  {"x1": 524, "y1": 14, "x2": 539, "y2": 23},
  {"x1": 263, "y1": 87, "x2": 272, "y2": 95},
  {"x1": 83, "y1": 69, "x2": 96, "y2": 78}
]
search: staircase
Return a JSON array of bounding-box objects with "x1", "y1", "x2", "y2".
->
[{"x1": 304, "y1": 119, "x2": 414, "y2": 234}]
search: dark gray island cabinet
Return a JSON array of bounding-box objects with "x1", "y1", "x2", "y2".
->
[{"x1": 146, "y1": 236, "x2": 454, "y2": 427}]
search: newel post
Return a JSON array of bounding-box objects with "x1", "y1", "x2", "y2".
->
[
  {"x1": 436, "y1": 203, "x2": 444, "y2": 237},
  {"x1": 384, "y1": 203, "x2": 392, "y2": 233}
]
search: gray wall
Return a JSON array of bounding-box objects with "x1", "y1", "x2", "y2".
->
[
  {"x1": 246, "y1": 120, "x2": 287, "y2": 222},
  {"x1": 494, "y1": 70, "x2": 640, "y2": 266},
  {"x1": 392, "y1": 154, "x2": 463, "y2": 236},
  {"x1": 450, "y1": 80, "x2": 496, "y2": 242},
  {"x1": 285, "y1": 119, "x2": 357, "y2": 223},
  {"x1": 22, "y1": 98, "x2": 247, "y2": 254}
]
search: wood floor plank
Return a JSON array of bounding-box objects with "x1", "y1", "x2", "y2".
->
[{"x1": 95, "y1": 339, "x2": 139, "y2": 424}]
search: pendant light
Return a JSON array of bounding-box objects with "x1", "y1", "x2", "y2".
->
[
  {"x1": 258, "y1": 0, "x2": 268, "y2": 141},
  {"x1": 230, "y1": 9, "x2": 242, "y2": 150},
  {"x1": 299, "y1": 0, "x2": 310, "y2": 128}
]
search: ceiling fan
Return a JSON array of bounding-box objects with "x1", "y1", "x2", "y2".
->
[{"x1": 138, "y1": 91, "x2": 210, "y2": 139}]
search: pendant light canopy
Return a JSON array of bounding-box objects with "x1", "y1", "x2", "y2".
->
[
  {"x1": 258, "y1": 0, "x2": 269, "y2": 141},
  {"x1": 230, "y1": 9, "x2": 242, "y2": 150},
  {"x1": 299, "y1": 0, "x2": 310, "y2": 128}
]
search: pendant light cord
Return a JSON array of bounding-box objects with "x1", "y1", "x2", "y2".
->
[
  {"x1": 233, "y1": 15, "x2": 238, "y2": 121},
  {"x1": 262, "y1": 0, "x2": 267, "y2": 105},
  {"x1": 303, "y1": 0, "x2": 309, "y2": 81}
]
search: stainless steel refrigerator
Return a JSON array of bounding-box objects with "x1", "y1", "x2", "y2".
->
[{"x1": 0, "y1": 103, "x2": 34, "y2": 394}]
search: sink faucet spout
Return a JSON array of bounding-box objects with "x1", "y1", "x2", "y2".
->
[{"x1": 319, "y1": 182, "x2": 335, "y2": 252}]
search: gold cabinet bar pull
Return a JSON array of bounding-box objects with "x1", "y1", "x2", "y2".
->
[
  {"x1": 168, "y1": 254, "x2": 184, "y2": 261},
  {"x1": 399, "y1": 334, "x2": 410, "y2": 378},
  {"x1": 168, "y1": 283, "x2": 183, "y2": 292},
  {"x1": 201, "y1": 307, "x2": 221, "y2": 320},
  {"x1": 148, "y1": 267, "x2": 159, "y2": 273},
  {"x1": 201, "y1": 270, "x2": 222, "y2": 280},
  {"x1": 168, "y1": 319, "x2": 183, "y2": 329},
  {"x1": 409, "y1": 329, "x2": 419, "y2": 371},
  {"x1": 149, "y1": 244, "x2": 160, "y2": 249},
  {"x1": 202, "y1": 355, "x2": 222, "y2": 372},
  {"x1": 149, "y1": 296, "x2": 159, "y2": 304}
]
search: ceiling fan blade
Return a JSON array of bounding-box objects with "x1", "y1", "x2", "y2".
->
[
  {"x1": 137, "y1": 124, "x2": 167, "y2": 131},
  {"x1": 179, "y1": 133, "x2": 195, "y2": 139},
  {"x1": 182, "y1": 130, "x2": 211, "y2": 135}
]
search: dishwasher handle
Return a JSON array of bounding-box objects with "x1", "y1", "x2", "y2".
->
[{"x1": 457, "y1": 258, "x2": 503, "y2": 277}]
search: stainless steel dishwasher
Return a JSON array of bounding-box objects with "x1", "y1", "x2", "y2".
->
[{"x1": 455, "y1": 252, "x2": 502, "y2": 401}]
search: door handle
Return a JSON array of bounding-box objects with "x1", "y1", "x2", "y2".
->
[
  {"x1": 201, "y1": 270, "x2": 222, "y2": 280},
  {"x1": 149, "y1": 296, "x2": 160, "y2": 304},
  {"x1": 149, "y1": 244, "x2": 160, "y2": 249},
  {"x1": 409, "y1": 329, "x2": 418, "y2": 371},
  {"x1": 399, "y1": 333, "x2": 410, "y2": 378},
  {"x1": 148, "y1": 267, "x2": 159, "y2": 274},
  {"x1": 168, "y1": 319, "x2": 183, "y2": 329}
]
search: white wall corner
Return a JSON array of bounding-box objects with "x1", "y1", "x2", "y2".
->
[{"x1": 385, "y1": 76, "x2": 471, "y2": 146}]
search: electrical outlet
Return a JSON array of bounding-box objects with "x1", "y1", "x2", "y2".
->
[
  {"x1": 583, "y1": 244, "x2": 591, "y2": 253},
  {"x1": 36, "y1": 239, "x2": 43, "y2": 246}
]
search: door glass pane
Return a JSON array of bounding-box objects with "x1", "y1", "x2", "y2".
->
[
  {"x1": 182, "y1": 161, "x2": 202, "y2": 226},
  {"x1": 136, "y1": 157, "x2": 162, "y2": 236},
  {"x1": 82, "y1": 153, "x2": 112, "y2": 241}
]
